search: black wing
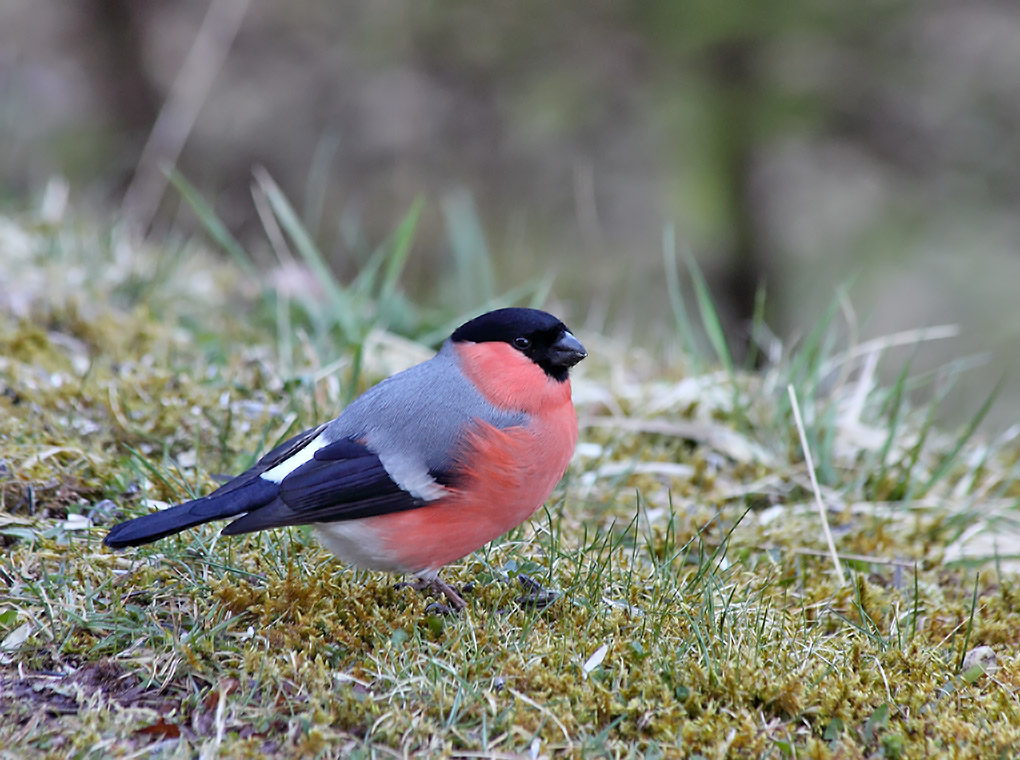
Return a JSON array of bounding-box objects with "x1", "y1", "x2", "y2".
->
[
  {"x1": 104, "y1": 427, "x2": 447, "y2": 547},
  {"x1": 104, "y1": 423, "x2": 327, "y2": 547},
  {"x1": 220, "y1": 437, "x2": 443, "y2": 535}
]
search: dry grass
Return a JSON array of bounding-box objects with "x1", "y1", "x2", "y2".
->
[{"x1": 2, "y1": 200, "x2": 1020, "y2": 758}]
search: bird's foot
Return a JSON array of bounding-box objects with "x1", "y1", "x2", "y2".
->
[
  {"x1": 515, "y1": 573, "x2": 559, "y2": 609},
  {"x1": 395, "y1": 575, "x2": 467, "y2": 612}
]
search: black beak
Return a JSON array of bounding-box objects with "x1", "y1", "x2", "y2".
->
[{"x1": 548, "y1": 331, "x2": 587, "y2": 368}]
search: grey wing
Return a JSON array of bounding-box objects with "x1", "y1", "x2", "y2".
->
[{"x1": 324, "y1": 342, "x2": 527, "y2": 488}]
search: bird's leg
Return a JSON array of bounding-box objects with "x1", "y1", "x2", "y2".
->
[
  {"x1": 395, "y1": 574, "x2": 467, "y2": 612},
  {"x1": 429, "y1": 577, "x2": 467, "y2": 611}
]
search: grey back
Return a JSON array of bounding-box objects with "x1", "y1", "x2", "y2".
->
[{"x1": 324, "y1": 340, "x2": 527, "y2": 476}]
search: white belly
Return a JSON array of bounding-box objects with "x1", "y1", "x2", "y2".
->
[{"x1": 314, "y1": 520, "x2": 409, "y2": 573}]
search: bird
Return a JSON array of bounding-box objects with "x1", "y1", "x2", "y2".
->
[{"x1": 103, "y1": 307, "x2": 587, "y2": 610}]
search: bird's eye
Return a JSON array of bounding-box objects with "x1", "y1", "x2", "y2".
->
[{"x1": 513, "y1": 336, "x2": 531, "y2": 350}]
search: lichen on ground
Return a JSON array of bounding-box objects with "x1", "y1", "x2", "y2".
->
[{"x1": 1, "y1": 208, "x2": 1019, "y2": 758}]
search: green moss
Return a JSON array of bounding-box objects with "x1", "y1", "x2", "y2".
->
[{"x1": 3, "y1": 208, "x2": 1020, "y2": 757}]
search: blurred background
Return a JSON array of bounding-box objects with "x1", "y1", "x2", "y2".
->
[{"x1": 1, "y1": 0, "x2": 1018, "y2": 422}]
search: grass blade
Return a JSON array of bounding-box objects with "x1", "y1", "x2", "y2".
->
[
  {"x1": 442, "y1": 190, "x2": 495, "y2": 309},
  {"x1": 168, "y1": 169, "x2": 259, "y2": 281},
  {"x1": 682, "y1": 246, "x2": 732, "y2": 374},
  {"x1": 377, "y1": 197, "x2": 423, "y2": 310},
  {"x1": 920, "y1": 377, "x2": 1004, "y2": 497},
  {"x1": 254, "y1": 167, "x2": 358, "y2": 341},
  {"x1": 662, "y1": 224, "x2": 702, "y2": 371}
]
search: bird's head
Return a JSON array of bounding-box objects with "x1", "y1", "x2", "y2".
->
[{"x1": 451, "y1": 308, "x2": 587, "y2": 382}]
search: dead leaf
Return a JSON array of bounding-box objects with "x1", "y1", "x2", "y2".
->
[
  {"x1": 1, "y1": 623, "x2": 31, "y2": 652},
  {"x1": 134, "y1": 718, "x2": 180, "y2": 740}
]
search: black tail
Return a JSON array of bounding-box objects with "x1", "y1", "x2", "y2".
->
[{"x1": 103, "y1": 478, "x2": 278, "y2": 549}]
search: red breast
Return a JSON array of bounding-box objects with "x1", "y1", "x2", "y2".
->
[{"x1": 363, "y1": 341, "x2": 578, "y2": 572}]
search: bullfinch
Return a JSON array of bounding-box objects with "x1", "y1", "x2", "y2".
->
[{"x1": 103, "y1": 308, "x2": 587, "y2": 610}]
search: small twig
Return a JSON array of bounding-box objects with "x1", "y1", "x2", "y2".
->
[{"x1": 787, "y1": 385, "x2": 846, "y2": 586}]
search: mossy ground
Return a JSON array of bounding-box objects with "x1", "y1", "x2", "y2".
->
[{"x1": 1, "y1": 208, "x2": 1019, "y2": 758}]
